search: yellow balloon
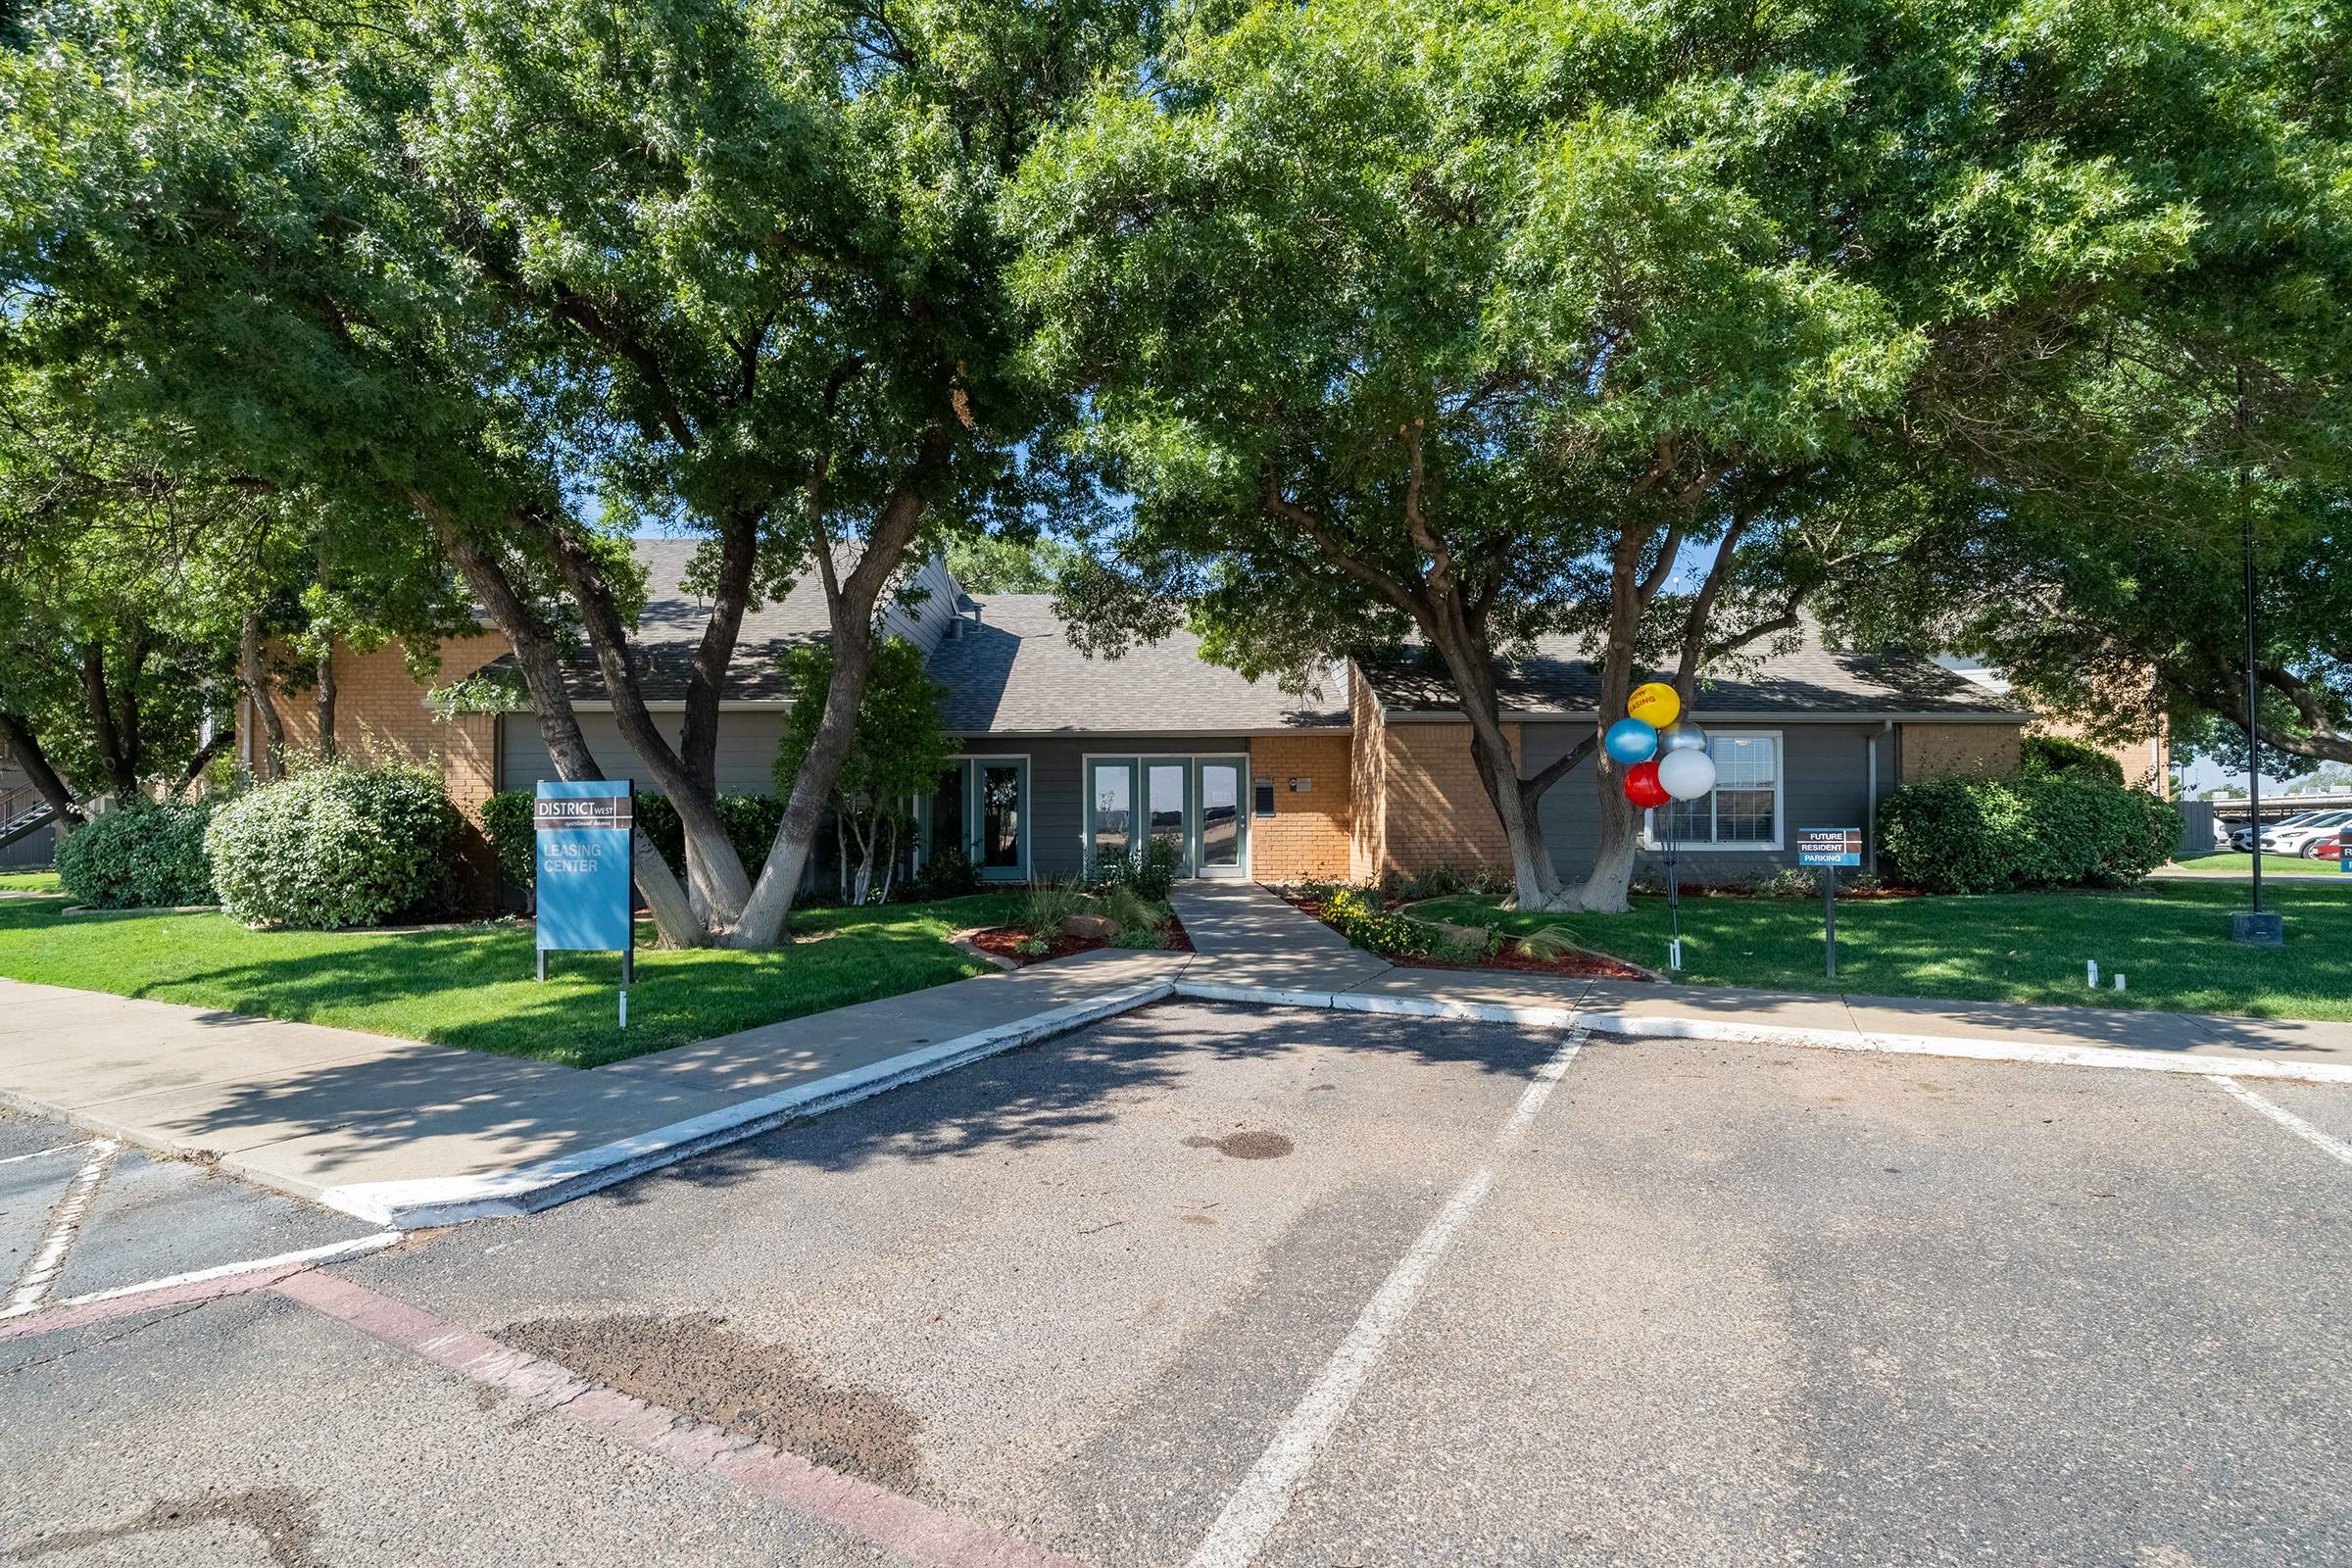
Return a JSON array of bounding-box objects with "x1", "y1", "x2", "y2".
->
[{"x1": 1627, "y1": 681, "x2": 1681, "y2": 727}]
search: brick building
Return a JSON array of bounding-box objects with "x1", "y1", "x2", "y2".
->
[{"x1": 255, "y1": 541, "x2": 2034, "y2": 895}]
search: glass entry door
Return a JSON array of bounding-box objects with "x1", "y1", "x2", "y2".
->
[
  {"x1": 1145, "y1": 761, "x2": 1192, "y2": 877},
  {"x1": 1193, "y1": 758, "x2": 1248, "y2": 879},
  {"x1": 956, "y1": 756, "x2": 1028, "y2": 883},
  {"x1": 1085, "y1": 759, "x2": 1135, "y2": 877}
]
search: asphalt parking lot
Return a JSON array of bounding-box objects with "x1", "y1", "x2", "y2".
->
[
  {"x1": 0, "y1": 1108, "x2": 390, "y2": 1315},
  {"x1": 3, "y1": 1000, "x2": 2348, "y2": 1566}
]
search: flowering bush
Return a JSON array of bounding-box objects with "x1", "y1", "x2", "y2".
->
[{"x1": 1321, "y1": 886, "x2": 1441, "y2": 956}]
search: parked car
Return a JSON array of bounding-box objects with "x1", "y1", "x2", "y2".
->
[
  {"x1": 2232, "y1": 809, "x2": 2323, "y2": 850},
  {"x1": 2305, "y1": 833, "x2": 2346, "y2": 862},
  {"x1": 2260, "y1": 809, "x2": 2352, "y2": 856}
]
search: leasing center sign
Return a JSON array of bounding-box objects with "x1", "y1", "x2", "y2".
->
[{"x1": 534, "y1": 780, "x2": 635, "y2": 961}]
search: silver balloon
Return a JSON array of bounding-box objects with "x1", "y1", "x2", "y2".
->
[
  {"x1": 1660, "y1": 720, "x2": 1710, "y2": 754},
  {"x1": 1656, "y1": 747, "x2": 1718, "y2": 802}
]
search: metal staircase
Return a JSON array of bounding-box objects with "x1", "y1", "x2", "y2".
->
[{"x1": 0, "y1": 785, "x2": 60, "y2": 850}]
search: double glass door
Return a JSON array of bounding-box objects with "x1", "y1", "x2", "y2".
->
[{"x1": 1087, "y1": 755, "x2": 1249, "y2": 880}]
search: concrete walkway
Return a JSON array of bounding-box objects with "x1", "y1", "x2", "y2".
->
[
  {"x1": 1169, "y1": 882, "x2": 2352, "y2": 1080},
  {"x1": 5, "y1": 882, "x2": 2348, "y2": 1231},
  {"x1": 0, "y1": 948, "x2": 1188, "y2": 1227}
]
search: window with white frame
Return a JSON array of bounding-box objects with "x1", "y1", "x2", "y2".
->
[{"x1": 1648, "y1": 731, "x2": 1782, "y2": 848}]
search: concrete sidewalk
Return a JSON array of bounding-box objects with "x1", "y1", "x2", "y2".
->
[
  {"x1": 7, "y1": 882, "x2": 2348, "y2": 1232},
  {"x1": 1168, "y1": 882, "x2": 2352, "y2": 1081},
  {"x1": 0, "y1": 947, "x2": 1190, "y2": 1226}
]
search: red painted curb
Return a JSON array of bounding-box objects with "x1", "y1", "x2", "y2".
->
[{"x1": 0, "y1": 1261, "x2": 311, "y2": 1344}]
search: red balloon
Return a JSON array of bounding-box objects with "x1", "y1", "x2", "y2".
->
[{"x1": 1623, "y1": 760, "x2": 1671, "y2": 809}]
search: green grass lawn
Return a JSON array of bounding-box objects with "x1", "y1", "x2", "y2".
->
[
  {"x1": 0, "y1": 892, "x2": 1023, "y2": 1067},
  {"x1": 0, "y1": 870, "x2": 61, "y2": 893},
  {"x1": 2165, "y1": 853, "x2": 2345, "y2": 876},
  {"x1": 1415, "y1": 881, "x2": 2352, "y2": 1023}
]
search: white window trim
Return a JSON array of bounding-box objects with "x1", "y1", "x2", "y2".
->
[{"x1": 1642, "y1": 730, "x2": 1784, "y2": 852}]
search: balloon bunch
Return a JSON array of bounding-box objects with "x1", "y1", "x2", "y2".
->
[{"x1": 1603, "y1": 682, "x2": 1716, "y2": 807}]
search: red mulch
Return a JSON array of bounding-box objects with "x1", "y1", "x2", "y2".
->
[
  {"x1": 969, "y1": 913, "x2": 1193, "y2": 968},
  {"x1": 1396, "y1": 942, "x2": 1653, "y2": 980}
]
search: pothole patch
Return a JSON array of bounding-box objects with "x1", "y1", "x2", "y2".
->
[
  {"x1": 499, "y1": 1312, "x2": 926, "y2": 1490},
  {"x1": 1184, "y1": 1130, "x2": 1295, "y2": 1160}
]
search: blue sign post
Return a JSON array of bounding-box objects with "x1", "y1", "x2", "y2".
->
[
  {"x1": 534, "y1": 780, "x2": 636, "y2": 1026},
  {"x1": 1796, "y1": 827, "x2": 1863, "y2": 980}
]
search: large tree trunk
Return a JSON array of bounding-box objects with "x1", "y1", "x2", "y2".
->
[
  {"x1": 726, "y1": 425, "x2": 950, "y2": 949},
  {"x1": 1553, "y1": 527, "x2": 1651, "y2": 914},
  {"x1": 541, "y1": 525, "x2": 755, "y2": 929},
  {"x1": 240, "y1": 613, "x2": 286, "y2": 780},
  {"x1": 314, "y1": 643, "x2": 338, "y2": 760},
  {"x1": 0, "y1": 710, "x2": 84, "y2": 825},
  {"x1": 428, "y1": 503, "x2": 703, "y2": 948},
  {"x1": 79, "y1": 643, "x2": 140, "y2": 800}
]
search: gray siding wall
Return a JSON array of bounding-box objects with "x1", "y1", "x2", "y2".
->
[
  {"x1": 950, "y1": 734, "x2": 1253, "y2": 881},
  {"x1": 0, "y1": 821, "x2": 56, "y2": 867},
  {"x1": 497, "y1": 711, "x2": 788, "y2": 797},
  {"x1": 0, "y1": 766, "x2": 57, "y2": 866},
  {"x1": 1523, "y1": 719, "x2": 1894, "y2": 884}
]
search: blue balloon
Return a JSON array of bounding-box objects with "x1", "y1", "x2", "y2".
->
[{"x1": 1604, "y1": 718, "x2": 1659, "y2": 764}]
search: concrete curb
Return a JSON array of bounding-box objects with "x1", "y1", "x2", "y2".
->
[
  {"x1": 309, "y1": 980, "x2": 1177, "y2": 1227},
  {"x1": 1169, "y1": 979, "x2": 2352, "y2": 1085}
]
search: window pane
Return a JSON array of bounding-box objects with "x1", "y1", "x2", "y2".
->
[
  {"x1": 1148, "y1": 763, "x2": 1186, "y2": 856},
  {"x1": 1716, "y1": 788, "x2": 1775, "y2": 842},
  {"x1": 1657, "y1": 737, "x2": 1777, "y2": 846},
  {"x1": 981, "y1": 764, "x2": 1021, "y2": 868},
  {"x1": 931, "y1": 764, "x2": 965, "y2": 856},
  {"x1": 1200, "y1": 764, "x2": 1239, "y2": 866},
  {"x1": 1663, "y1": 797, "x2": 1708, "y2": 844},
  {"x1": 1092, "y1": 763, "x2": 1132, "y2": 867}
]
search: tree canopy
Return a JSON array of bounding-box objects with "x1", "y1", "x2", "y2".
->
[{"x1": 1012, "y1": 0, "x2": 2351, "y2": 909}]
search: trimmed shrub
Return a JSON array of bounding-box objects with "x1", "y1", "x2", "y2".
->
[
  {"x1": 207, "y1": 762, "x2": 461, "y2": 928},
  {"x1": 1879, "y1": 774, "x2": 2181, "y2": 895},
  {"x1": 55, "y1": 801, "x2": 220, "y2": 908},
  {"x1": 2020, "y1": 734, "x2": 2127, "y2": 786},
  {"x1": 479, "y1": 789, "x2": 535, "y2": 897},
  {"x1": 479, "y1": 788, "x2": 786, "y2": 895},
  {"x1": 914, "y1": 845, "x2": 980, "y2": 900},
  {"x1": 1089, "y1": 836, "x2": 1183, "y2": 903}
]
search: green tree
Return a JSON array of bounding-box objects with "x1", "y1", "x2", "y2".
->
[
  {"x1": 773, "y1": 640, "x2": 951, "y2": 906},
  {"x1": 945, "y1": 534, "x2": 1083, "y2": 594},
  {"x1": 1011, "y1": 0, "x2": 2349, "y2": 911},
  {"x1": 0, "y1": 0, "x2": 1143, "y2": 946}
]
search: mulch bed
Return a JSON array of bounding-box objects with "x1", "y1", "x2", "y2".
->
[
  {"x1": 1282, "y1": 890, "x2": 1653, "y2": 982},
  {"x1": 1394, "y1": 942, "x2": 1653, "y2": 980},
  {"x1": 968, "y1": 912, "x2": 1194, "y2": 968}
]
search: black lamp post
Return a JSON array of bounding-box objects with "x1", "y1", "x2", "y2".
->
[{"x1": 2231, "y1": 447, "x2": 2284, "y2": 945}]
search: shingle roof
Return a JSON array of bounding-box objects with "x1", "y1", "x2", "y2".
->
[
  {"x1": 1358, "y1": 619, "x2": 2032, "y2": 719},
  {"x1": 931, "y1": 596, "x2": 1349, "y2": 735},
  {"x1": 478, "y1": 542, "x2": 2011, "y2": 726},
  {"x1": 480, "y1": 538, "x2": 837, "y2": 705}
]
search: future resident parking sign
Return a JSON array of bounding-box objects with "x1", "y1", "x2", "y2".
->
[{"x1": 534, "y1": 780, "x2": 635, "y2": 987}]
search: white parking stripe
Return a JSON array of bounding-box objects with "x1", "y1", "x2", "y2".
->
[
  {"x1": 2, "y1": 1139, "x2": 118, "y2": 1318},
  {"x1": 1186, "y1": 1025, "x2": 1590, "y2": 1568},
  {"x1": 49, "y1": 1230, "x2": 405, "y2": 1310},
  {"x1": 2210, "y1": 1076, "x2": 2352, "y2": 1167},
  {"x1": 1498, "y1": 1025, "x2": 1589, "y2": 1146},
  {"x1": 0, "y1": 1140, "x2": 93, "y2": 1168}
]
